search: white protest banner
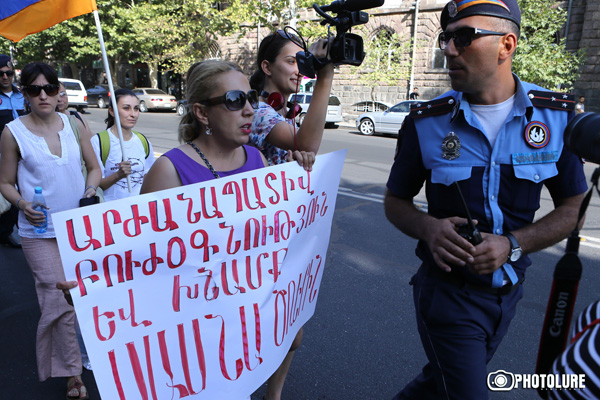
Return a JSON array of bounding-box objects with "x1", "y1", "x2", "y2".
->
[{"x1": 53, "y1": 150, "x2": 346, "y2": 399}]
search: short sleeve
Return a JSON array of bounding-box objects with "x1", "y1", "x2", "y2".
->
[
  {"x1": 386, "y1": 117, "x2": 427, "y2": 199},
  {"x1": 544, "y1": 146, "x2": 587, "y2": 200},
  {"x1": 144, "y1": 138, "x2": 155, "y2": 175},
  {"x1": 249, "y1": 102, "x2": 290, "y2": 165}
]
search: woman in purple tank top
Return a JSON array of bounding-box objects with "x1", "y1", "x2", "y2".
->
[
  {"x1": 140, "y1": 60, "x2": 314, "y2": 400},
  {"x1": 141, "y1": 60, "x2": 313, "y2": 193}
]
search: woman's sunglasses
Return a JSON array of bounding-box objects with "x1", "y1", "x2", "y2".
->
[
  {"x1": 267, "y1": 28, "x2": 307, "y2": 52},
  {"x1": 23, "y1": 84, "x2": 60, "y2": 97},
  {"x1": 438, "y1": 27, "x2": 507, "y2": 49},
  {"x1": 199, "y1": 90, "x2": 259, "y2": 111}
]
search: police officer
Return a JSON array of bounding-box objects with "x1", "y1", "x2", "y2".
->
[
  {"x1": 384, "y1": 0, "x2": 587, "y2": 398},
  {"x1": 0, "y1": 54, "x2": 25, "y2": 247}
]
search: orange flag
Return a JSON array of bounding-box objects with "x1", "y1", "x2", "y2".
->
[{"x1": 0, "y1": 0, "x2": 97, "y2": 42}]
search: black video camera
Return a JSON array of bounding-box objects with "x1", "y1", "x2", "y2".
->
[
  {"x1": 564, "y1": 112, "x2": 600, "y2": 164},
  {"x1": 296, "y1": 0, "x2": 385, "y2": 78}
]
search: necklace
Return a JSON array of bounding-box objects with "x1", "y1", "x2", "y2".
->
[{"x1": 187, "y1": 142, "x2": 220, "y2": 179}]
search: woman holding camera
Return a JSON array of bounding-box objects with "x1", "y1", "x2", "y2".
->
[
  {"x1": 249, "y1": 30, "x2": 334, "y2": 165},
  {"x1": 248, "y1": 29, "x2": 333, "y2": 400},
  {"x1": 0, "y1": 62, "x2": 100, "y2": 399}
]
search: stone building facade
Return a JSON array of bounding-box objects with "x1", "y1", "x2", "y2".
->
[
  {"x1": 216, "y1": 0, "x2": 599, "y2": 117},
  {"x1": 564, "y1": 0, "x2": 600, "y2": 112}
]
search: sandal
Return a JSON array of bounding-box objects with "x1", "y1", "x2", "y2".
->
[{"x1": 67, "y1": 376, "x2": 89, "y2": 400}]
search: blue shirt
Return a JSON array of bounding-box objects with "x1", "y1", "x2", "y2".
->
[
  {"x1": 0, "y1": 85, "x2": 25, "y2": 134},
  {"x1": 387, "y1": 76, "x2": 587, "y2": 286}
]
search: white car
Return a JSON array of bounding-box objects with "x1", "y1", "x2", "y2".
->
[
  {"x1": 356, "y1": 100, "x2": 419, "y2": 136},
  {"x1": 288, "y1": 92, "x2": 343, "y2": 128},
  {"x1": 132, "y1": 88, "x2": 177, "y2": 112},
  {"x1": 58, "y1": 78, "x2": 88, "y2": 112}
]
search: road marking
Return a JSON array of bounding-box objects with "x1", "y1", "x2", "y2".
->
[
  {"x1": 338, "y1": 187, "x2": 384, "y2": 203},
  {"x1": 338, "y1": 187, "x2": 600, "y2": 247},
  {"x1": 580, "y1": 235, "x2": 600, "y2": 249}
]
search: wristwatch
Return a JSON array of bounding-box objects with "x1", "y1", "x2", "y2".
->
[{"x1": 503, "y1": 232, "x2": 523, "y2": 262}]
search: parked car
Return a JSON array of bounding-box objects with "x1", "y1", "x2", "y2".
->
[
  {"x1": 288, "y1": 92, "x2": 343, "y2": 128},
  {"x1": 356, "y1": 100, "x2": 419, "y2": 136},
  {"x1": 176, "y1": 99, "x2": 187, "y2": 117},
  {"x1": 132, "y1": 88, "x2": 177, "y2": 112},
  {"x1": 58, "y1": 78, "x2": 88, "y2": 112},
  {"x1": 86, "y1": 84, "x2": 121, "y2": 108}
]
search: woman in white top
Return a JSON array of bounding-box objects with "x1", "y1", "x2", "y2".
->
[
  {"x1": 91, "y1": 88, "x2": 155, "y2": 201},
  {"x1": 0, "y1": 62, "x2": 101, "y2": 399}
]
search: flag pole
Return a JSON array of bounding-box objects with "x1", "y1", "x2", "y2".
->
[{"x1": 92, "y1": 9, "x2": 132, "y2": 192}]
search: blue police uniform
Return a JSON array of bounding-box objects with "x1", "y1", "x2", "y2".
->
[
  {"x1": 0, "y1": 84, "x2": 25, "y2": 245},
  {"x1": 386, "y1": 75, "x2": 587, "y2": 399},
  {"x1": 0, "y1": 84, "x2": 25, "y2": 134}
]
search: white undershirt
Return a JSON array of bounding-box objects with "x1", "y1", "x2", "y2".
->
[
  {"x1": 471, "y1": 95, "x2": 516, "y2": 286},
  {"x1": 470, "y1": 94, "x2": 515, "y2": 148}
]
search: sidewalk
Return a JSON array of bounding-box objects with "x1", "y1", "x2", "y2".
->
[{"x1": 0, "y1": 245, "x2": 100, "y2": 399}]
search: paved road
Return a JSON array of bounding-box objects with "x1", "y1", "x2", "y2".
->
[{"x1": 1, "y1": 107, "x2": 599, "y2": 399}]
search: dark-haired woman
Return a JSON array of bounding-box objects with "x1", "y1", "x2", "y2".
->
[
  {"x1": 0, "y1": 62, "x2": 101, "y2": 399},
  {"x1": 249, "y1": 30, "x2": 334, "y2": 165},
  {"x1": 91, "y1": 88, "x2": 155, "y2": 201}
]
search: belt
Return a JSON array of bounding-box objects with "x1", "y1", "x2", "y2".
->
[{"x1": 426, "y1": 265, "x2": 525, "y2": 296}]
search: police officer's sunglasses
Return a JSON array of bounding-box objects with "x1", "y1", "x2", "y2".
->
[
  {"x1": 23, "y1": 84, "x2": 60, "y2": 97},
  {"x1": 198, "y1": 90, "x2": 259, "y2": 111},
  {"x1": 438, "y1": 27, "x2": 507, "y2": 50}
]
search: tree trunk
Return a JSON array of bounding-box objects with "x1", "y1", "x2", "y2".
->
[{"x1": 149, "y1": 61, "x2": 158, "y2": 88}]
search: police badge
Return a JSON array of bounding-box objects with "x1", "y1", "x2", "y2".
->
[
  {"x1": 442, "y1": 131, "x2": 461, "y2": 160},
  {"x1": 448, "y1": 1, "x2": 458, "y2": 17}
]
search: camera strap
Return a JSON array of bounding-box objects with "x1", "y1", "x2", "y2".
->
[{"x1": 535, "y1": 168, "x2": 598, "y2": 399}]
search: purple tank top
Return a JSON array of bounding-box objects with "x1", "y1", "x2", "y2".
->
[{"x1": 163, "y1": 144, "x2": 265, "y2": 185}]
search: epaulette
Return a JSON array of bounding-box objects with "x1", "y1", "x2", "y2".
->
[
  {"x1": 528, "y1": 90, "x2": 575, "y2": 111},
  {"x1": 409, "y1": 96, "x2": 457, "y2": 118}
]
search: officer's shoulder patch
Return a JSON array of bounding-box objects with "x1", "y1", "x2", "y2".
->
[
  {"x1": 409, "y1": 96, "x2": 457, "y2": 118},
  {"x1": 528, "y1": 90, "x2": 575, "y2": 112}
]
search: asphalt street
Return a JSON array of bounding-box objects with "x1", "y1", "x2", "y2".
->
[{"x1": 1, "y1": 107, "x2": 599, "y2": 399}]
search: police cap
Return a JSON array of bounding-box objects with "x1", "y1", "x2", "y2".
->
[
  {"x1": 0, "y1": 54, "x2": 13, "y2": 69},
  {"x1": 440, "y1": 0, "x2": 521, "y2": 30}
]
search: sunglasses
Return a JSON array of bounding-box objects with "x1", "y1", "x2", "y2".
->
[
  {"x1": 264, "y1": 27, "x2": 307, "y2": 54},
  {"x1": 199, "y1": 90, "x2": 259, "y2": 111},
  {"x1": 23, "y1": 84, "x2": 60, "y2": 97},
  {"x1": 59, "y1": 91, "x2": 67, "y2": 97},
  {"x1": 0, "y1": 70, "x2": 15, "y2": 77},
  {"x1": 438, "y1": 27, "x2": 507, "y2": 50}
]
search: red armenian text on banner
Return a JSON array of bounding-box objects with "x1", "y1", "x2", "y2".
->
[
  {"x1": 53, "y1": 150, "x2": 346, "y2": 400},
  {"x1": 0, "y1": 0, "x2": 97, "y2": 42}
]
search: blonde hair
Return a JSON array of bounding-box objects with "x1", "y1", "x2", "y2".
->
[{"x1": 179, "y1": 60, "x2": 244, "y2": 143}]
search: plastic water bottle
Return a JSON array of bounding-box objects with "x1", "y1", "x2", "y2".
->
[{"x1": 32, "y1": 186, "x2": 48, "y2": 234}]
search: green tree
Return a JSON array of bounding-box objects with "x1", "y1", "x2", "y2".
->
[
  {"x1": 513, "y1": 0, "x2": 584, "y2": 90},
  {"x1": 358, "y1": 28, "x2": 413, "y2": 107}
]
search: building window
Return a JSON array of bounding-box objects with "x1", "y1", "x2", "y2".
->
[
  {"x1": 208, "y1": 42, "x2": 221, "y2": 60},
  {"x1": 432, "y1": 48, "x2": 447, "y2": 69},
  {"x1": 371, "y1": 27, "x2": 400, "y2": 71}
]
